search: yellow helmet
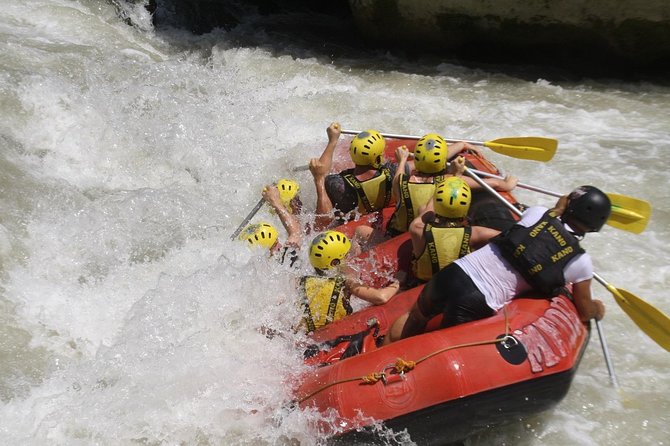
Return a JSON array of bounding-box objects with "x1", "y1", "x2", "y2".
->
[
  {"x1": 276, "y1": 178, "x2": 300, "y2": 209},
  {"x1": 309, "y1": 230, "x2": 351, "y2": 270},
  {"x1": 349, "y1": 129, "x2": 385, "y2": 167},
  {"x1": 239, "y1": 222, "x2": 279, "y2": 249},
  {"x1": 433, "y1": 177, "x2": 471, "y2": 219},
  {"x1": 413, "y1": 133, "x2": 448, "y2": 174}
]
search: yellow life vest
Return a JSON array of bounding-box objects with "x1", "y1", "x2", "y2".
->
[
  {"x1": 412, "y1": 224, "x2": 472, "y2": 282},
  {"x1": 387, "y1": 174, "x2": 444, "y2": 234},
  {"x1": 341, "y1": 166, "x2": 392, "y2": 214},
  {"x1": 299, "y1": 275, "x2": 352, "y2": 332}
]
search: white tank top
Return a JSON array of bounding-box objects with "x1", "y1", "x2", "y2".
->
[{"x1": 455, "y1": 206, "x2": 593, "y2": 310}]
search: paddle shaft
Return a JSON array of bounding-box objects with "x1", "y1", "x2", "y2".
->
[
  {"x1": 464, "y1": 167, "x2": 619, "y2": 386},
  {"x1": 469, "y1": 168, "x2": 562, "y2": 198},
  {"x1": 230, "y1": 198, "x2": 265, "y2": 240},
  {"x1": 342, "y1": 129, "x2": 488, "y2": 146},
  {"x1": 595, "y1": 319, "x2": 619, "y2": 387}
]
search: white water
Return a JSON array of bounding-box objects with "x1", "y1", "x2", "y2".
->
[{"x1": 1, "y1": 1, "x2": 669, "y2": 444}]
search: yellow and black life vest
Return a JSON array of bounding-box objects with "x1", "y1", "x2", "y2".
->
[
  {"x1": 412, "y1": 223, "x2": 472, "y2": 282},
  {"x1": 341, "y1": 166, "x2": 392, "y2": 214},
  {"x1": 387, "y1": 173, "x2": 445, "y2": 234},
  {"x1": 299, "y1": 275, "x2": 353, "y2": 332},
  {"x1": 492, "y1": 210, "x2": 585, "y2": 296}
]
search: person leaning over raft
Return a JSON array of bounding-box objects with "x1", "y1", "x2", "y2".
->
[
  {"x1": 298, "y1": 230, "x2": 400, "y2": 333},
  {"x1": 238, "y1": 183, "x2": 303, "y2": 268},
  {"x1": 309, "y1": 123, "x2": 402, "y2": 230},
  {"x1": 384, "y1": 186, "x2": 611, "y2": 344}
]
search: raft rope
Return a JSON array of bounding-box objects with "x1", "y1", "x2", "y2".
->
[{"x1": 296, "y1": 307, "x2": 513, "y2": 404}]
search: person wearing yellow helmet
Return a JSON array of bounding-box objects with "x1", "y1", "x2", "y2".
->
[
  {"x1": 298, "y1": 230, "x2": 400, "y2": 332},
  {"x1": 261, "y1": 183, "x2": 303, "y2": 250},
  {"x1": 408, "y1": 175, "x2": 501, "y2": 284},
  {"x1": 386, "y1": 133, "x2": 454, "y2": 237},
  {"x1": 309, "y1": 122, "x2": 404, "y2": 230},
  {"x1": 274, "y1": 178, "x2": 302, "y2": 215},
  {"x1": 353, "y1": 133, "x2": 517, "y2": 248},
  {"x1": 238, "y1": 183, "x2": 304, "y2": 268},
  {"x1": 239, "y1": 222, "x2": 280, "y2": 250}
]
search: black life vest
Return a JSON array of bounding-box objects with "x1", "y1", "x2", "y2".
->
[{"x1": 492, "y1": 210, "x2": 585, "y2": 296}]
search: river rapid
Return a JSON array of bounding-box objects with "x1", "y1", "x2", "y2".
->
[{"x1": 1, "y1": 1, "x2": 669, "y2": 445}]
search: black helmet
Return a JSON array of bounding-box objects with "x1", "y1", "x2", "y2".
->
[{"x1": 562, "y1": 186, "x2": 611, "y2": 234}]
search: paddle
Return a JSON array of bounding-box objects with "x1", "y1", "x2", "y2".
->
[
  {"x1": 595, "y1": 319, "x2": 619, "y2": 387},
  {"x1": 592, "y1": 272, "x2": 670, "y2": 353},
  {"x1": 464, "y1": 167, "x2": 670, "y2": 385},
  {"x1": 469, "y1": 168, "x2": 652, "y2": 234},
  {"x1": 230, "y1": 198, "x2": 265, "y2": 241},
  {"x1": 340, "y1": 129, "x2": 558, "y2": 162}
]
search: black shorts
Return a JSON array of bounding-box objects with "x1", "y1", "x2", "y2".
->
[{"x1": 417, "y1": 263, "x2": 495, "y2": 328}]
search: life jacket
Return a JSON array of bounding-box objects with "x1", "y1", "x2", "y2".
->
[
  {"x1": 299, "y1": 275, "x2": 353, "y2": 333},
  {"x1": 492, "y1": 210, "x2": 585, "y2": 296},
  {"x1": 340, "y1": 165, "x2": 392, "y2": 214},
  {"x1": 387, "y1": 173, "x2": 445, "y2": 234},
  {"x1": 412, "y1": 223, "x2": 472, "y2": 282}
]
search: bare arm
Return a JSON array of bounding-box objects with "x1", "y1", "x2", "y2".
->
[
  {"x1": 463, "y1": 174, "x2": 518, "y2": 192},
  {"x1": 318, "y1": 122, "x2": 341, "y2": 167},
  {"x1": 392, "y1": 146, "x2": 410, "y2": 202},
  {"x1": 310, "y1": 165, "x2": 335, "y2": 230},
  {"x1": 263, "y1": 185, "x2": 302, "y2": 247},
  {"x1": 571, "y1": 279, "x2": 605, "y2": 322},
  {"x1": 343, "y1": 266, "x2": 399, "y2": 305},
  {"x1": 409, "y1": 201, "x2": 435, "y2": 257},
  {"x1": 447, "y1": 141, "x2": 481, "y2": 159},
  {"x1": 309, "y1": 122, "x2": 341, "y2": 229}
]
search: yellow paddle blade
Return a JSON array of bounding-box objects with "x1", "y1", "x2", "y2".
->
[
  {"x1": 607, "y1": 285, "x2": 670, "y2": 352},
  {"x1": 484, "y1": 137, "x2": 558, "y2": 162},
  {"x1": 606, "y1": 193, "x2": 652, "y2": 234}
]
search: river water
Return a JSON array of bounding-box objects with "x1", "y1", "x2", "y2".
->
[{"x1": 1, "y1": 1, "x2": 669, "y2": 445}]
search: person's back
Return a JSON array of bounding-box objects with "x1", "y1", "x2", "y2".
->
[
  {"x1": 385, "y1": 185, "x2": 612, "y2": 343},
  {"x1": 299, "y1": 230, "x2": 400, "y2": 332},
  {"x1": 387, "y1": 133, "x2": 449, "y2": 236},
  {"x1": 410, "y1": 177, "x2": 499, "y2": 283},
  {"x1": 310, "y1": 124, "x2": 396, "y2": 229},
  {"x1": 334, "y1": 129, "x2": 394, "y2": 215}
]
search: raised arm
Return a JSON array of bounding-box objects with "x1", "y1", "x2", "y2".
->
[
  {"x1": 309, "y1": 122, "x2": 341, "y2": 229},
  {"x1": 262, "y1": 185, "x2": 303, "y2": 247},
  {"x1": 314, "y1": 122, "x2": 341, "y2": 172}
]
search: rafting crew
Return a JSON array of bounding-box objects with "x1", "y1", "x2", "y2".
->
[
  {"x1": 385, "y1": 186, "x2": 611, "y2": 344},
  {"x1": 237, "y1": 126, "x2": 547, "y2": 336},
  {"x1": 239, "y1": 178, "x2": 400, "y2": 332}
]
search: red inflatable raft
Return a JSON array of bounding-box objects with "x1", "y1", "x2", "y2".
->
[{"x1": 292, "y1": 137, "x2": 592, "y2": 444}]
